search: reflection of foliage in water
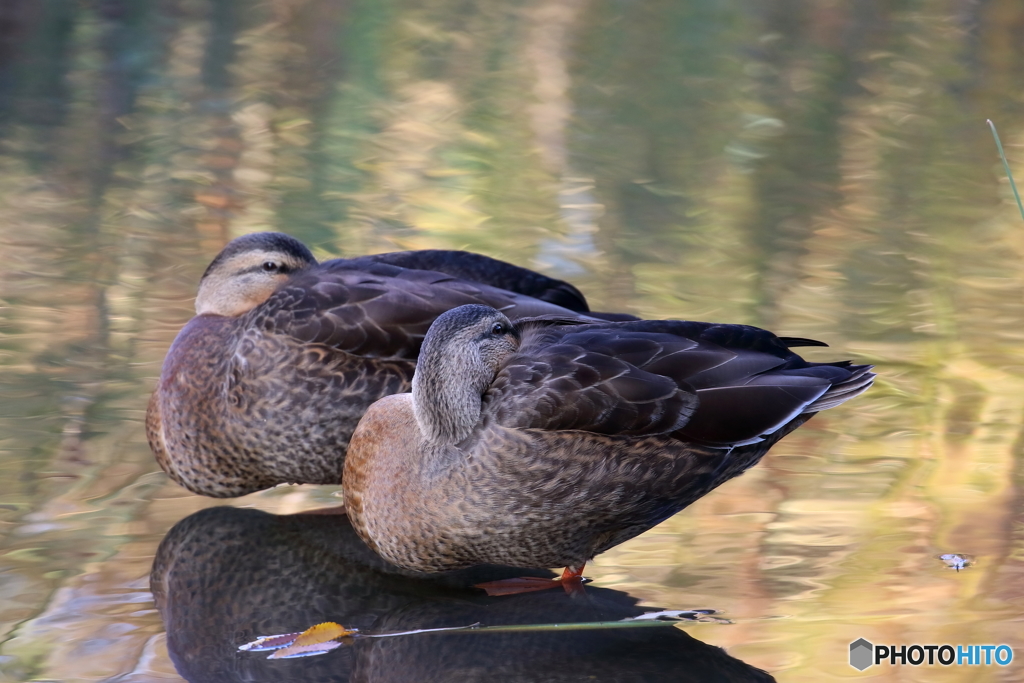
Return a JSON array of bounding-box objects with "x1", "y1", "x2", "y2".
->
[{"x1": 1, "y1": 0, "x2": 1024, "y2": 680}]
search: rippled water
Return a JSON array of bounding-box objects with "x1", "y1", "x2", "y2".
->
[{"x1": 2, "y1": 1, "x2": 1024, "y2": 681}]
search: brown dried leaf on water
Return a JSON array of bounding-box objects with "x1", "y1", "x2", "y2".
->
[
  {"x1": 237, "y1": 622, "x2": 358, "y2": 654},
  {"x1": 293, "y1": 622, "x2": 359, "y2": 646}
]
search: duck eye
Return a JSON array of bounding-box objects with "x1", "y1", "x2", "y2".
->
[
  {"x1": 491, "y1": 322, "x2": 506, "y2": 335},
  {"x1": 262, "y1": 261, "x2": 279, "y2": 272}
]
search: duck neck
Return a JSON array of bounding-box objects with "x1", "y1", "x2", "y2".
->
[{"x1": 412, "y1": 341, "x2": 492, "y2": 447}]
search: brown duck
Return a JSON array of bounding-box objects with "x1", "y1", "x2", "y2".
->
[
  {"x1": 343, "y1": 304, "x2": 874, "y2": 593},
  {"x1": 146, "y1": 232, "x2": 613, "y2": 498}
]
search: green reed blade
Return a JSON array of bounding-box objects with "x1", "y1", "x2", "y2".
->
[
  {"x1": 365, "y1": 618, "x2": 683, "y2": 638},
  {"x1": 987, "y1": 119, "x2": 1024, "y2": 224}
]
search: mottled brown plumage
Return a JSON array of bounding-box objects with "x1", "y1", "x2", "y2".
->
[
  {"x1": 147, "y1": 232, "x2": 605, "y2": 497},
  {"x1": 344, "y1": 305, "x2": 875, "y2": 574}
]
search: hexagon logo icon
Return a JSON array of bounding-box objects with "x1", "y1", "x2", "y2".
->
[{"x1": 849, "y1": 638, "x2": 874, "y2": 671}]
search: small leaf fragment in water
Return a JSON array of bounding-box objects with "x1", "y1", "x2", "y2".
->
[
  {"x1": 293, "y1": 622, "x2": 358, "y2": 646},
  {"x1": 269, "y1": 640, "x2": 343, "y2": 659},
  {"x1": 938, "y1": 553, "x2": 974, "y2": 572},
  {"x1": 625, "y1": 609, "x2": 720, "y2": 622}
]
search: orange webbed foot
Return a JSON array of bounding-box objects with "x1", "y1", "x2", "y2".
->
[{"x1": 475, "y1": 565, "x2": 588, "y2": 596}]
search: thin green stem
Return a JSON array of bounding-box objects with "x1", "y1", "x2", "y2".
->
[
  {"x1": 358, "y1": 619, "x2": 685, "y2": 639},
  {"x1": 987, "y1": 119, "x2": 1024, "y2": 223}
]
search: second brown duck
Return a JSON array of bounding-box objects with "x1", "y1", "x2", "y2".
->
[{"x1": 343, "y1": 305, "x2": 874, "y2": 591}]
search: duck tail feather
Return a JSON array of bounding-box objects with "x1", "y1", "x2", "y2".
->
[
  {"x1": 805, "y1": 365, "x2": 875, "y2": 412},
  {"x1": 779, "y1": 336, "x2": 829, "y2": 348}
]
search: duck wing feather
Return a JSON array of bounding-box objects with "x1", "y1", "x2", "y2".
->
[
  {"x1": 253, "y1": 260, "x2": 591, "y2": 359},
  {"x1": 484, "y1": 319, "x2": 874, "y2": 446},
  {"x1": 348, "y1": 250, "x2": 591, "y2": 313}
]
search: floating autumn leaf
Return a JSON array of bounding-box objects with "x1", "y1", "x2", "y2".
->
[
  {"x1": 239, "y1": 622, "x2": 359, "y2": 658},
  {"x1": 293, "y1": 622, "x2": 358, "y2": 646}
]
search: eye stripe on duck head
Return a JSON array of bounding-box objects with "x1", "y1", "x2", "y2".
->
[
  {"x1": 194, "y1": 234, "x2": 318, "y2": 317},
  {"x1": 200, "y1": 232, "x2": 317, "y2": 280}
]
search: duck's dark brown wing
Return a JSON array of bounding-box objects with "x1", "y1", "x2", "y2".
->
[
  {"x1": 252, "y1": 261, "x2": 594, "y2": 359},
  {"x1": 349, "y1": 250, "x2": 592, "y2": 313},
  {"x1": 483, "y1": 321, "x2": 704, "y2": 437},
  {"x1": 484, "y1": 319, "x2": 874, "y2": 447}
]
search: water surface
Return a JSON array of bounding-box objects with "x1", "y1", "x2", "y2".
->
[{"x1": 2, "y1": 0, "x2": 1024, "y2": 680}]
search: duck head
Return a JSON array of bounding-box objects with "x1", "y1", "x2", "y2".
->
[
  {"x1": 194, "y1": 232, "x2": 317, "y2": 317},
  {"x1": 412, "y1": 304, "x2": 520, "y2": 446}
]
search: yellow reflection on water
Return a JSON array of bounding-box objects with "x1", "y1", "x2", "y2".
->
[{"x1": 2, "y1": 0, "x2": 1024, "y2": 680}]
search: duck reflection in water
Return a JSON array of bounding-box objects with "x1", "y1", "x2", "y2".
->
[
  {"x1": 147, "y1": 232, "x2": 627, "y2": 498},
  {"x1": 151, "y1": 506, "x2": 775, "y2": 683}
]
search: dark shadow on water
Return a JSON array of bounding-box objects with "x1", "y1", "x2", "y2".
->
[{"x1": 151, "y1": 506, "x2": 775, "y2": 683}]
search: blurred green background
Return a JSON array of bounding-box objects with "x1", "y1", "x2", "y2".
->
[{"x1": 1, "y1": 0, "x2": 1024, "y2": 680}]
